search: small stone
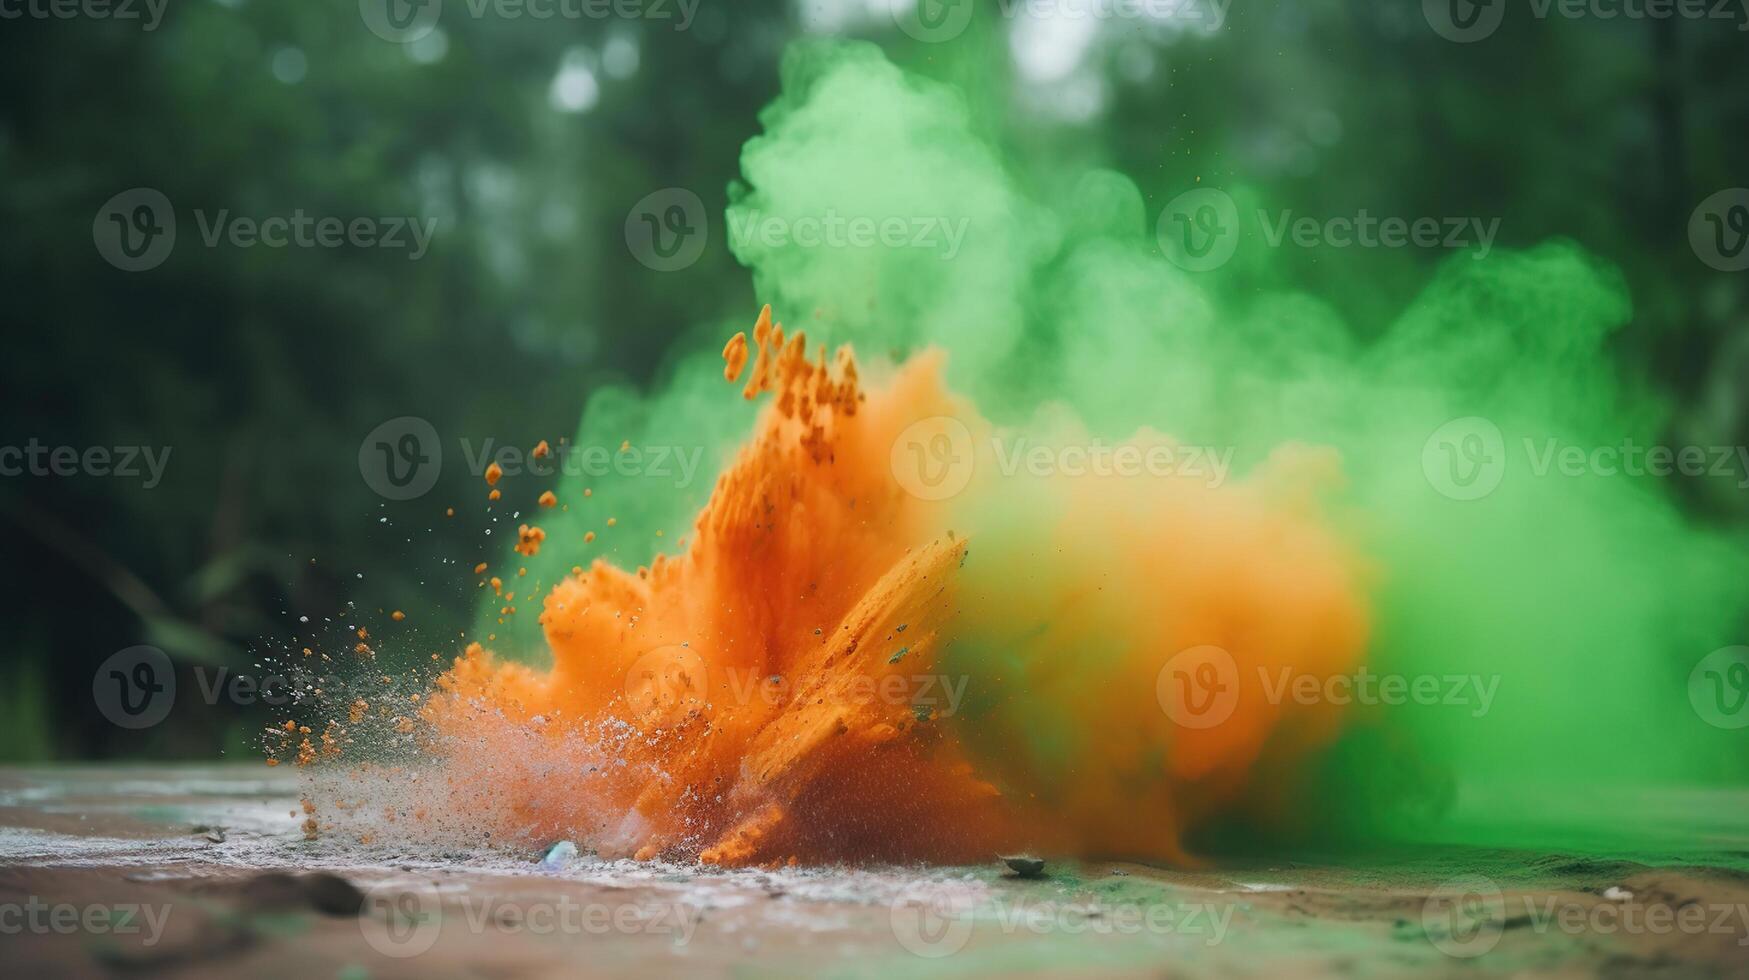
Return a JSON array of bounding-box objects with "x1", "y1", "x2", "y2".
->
[
  {"x1": 1002, "y1": 855, "x2": 1046, "y2": 878},
  {"x1": 540, "y1": 840, "x2": 579, "y2": 871}
]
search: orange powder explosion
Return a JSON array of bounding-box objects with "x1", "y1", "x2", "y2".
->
[{"x1": 361, "y1": 307, "x2": 1369, "y2": 866}]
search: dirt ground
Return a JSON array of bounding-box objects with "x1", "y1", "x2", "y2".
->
[{"x1": 1, "y1": 766, "x2": 1746, "y2": 978}]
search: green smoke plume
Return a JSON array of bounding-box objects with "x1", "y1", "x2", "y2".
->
[{"x1": 488, "y1": 40, "x2": 1748, "y2": 855}]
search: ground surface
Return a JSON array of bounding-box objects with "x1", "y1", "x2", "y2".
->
[{"x1": 1, "y1": 765, "x2": 1747, "y2": 978}]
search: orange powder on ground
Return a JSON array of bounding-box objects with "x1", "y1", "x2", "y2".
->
[{"x1": 411, "y1": 306, "x2": 1369, "y2": 866}]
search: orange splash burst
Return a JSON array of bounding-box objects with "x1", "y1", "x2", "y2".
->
[{"x1": 417, "y1": 306, "x2": 1370, "y2": 866}]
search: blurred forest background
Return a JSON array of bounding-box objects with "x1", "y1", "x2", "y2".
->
[{"x1": 0, "y1": 0, "x2": 1745, "y2": 759}]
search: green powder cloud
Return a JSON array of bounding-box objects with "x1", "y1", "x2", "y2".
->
[{"x1": 489, "y1": 40, "x2": 1748, "y2": 855}]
